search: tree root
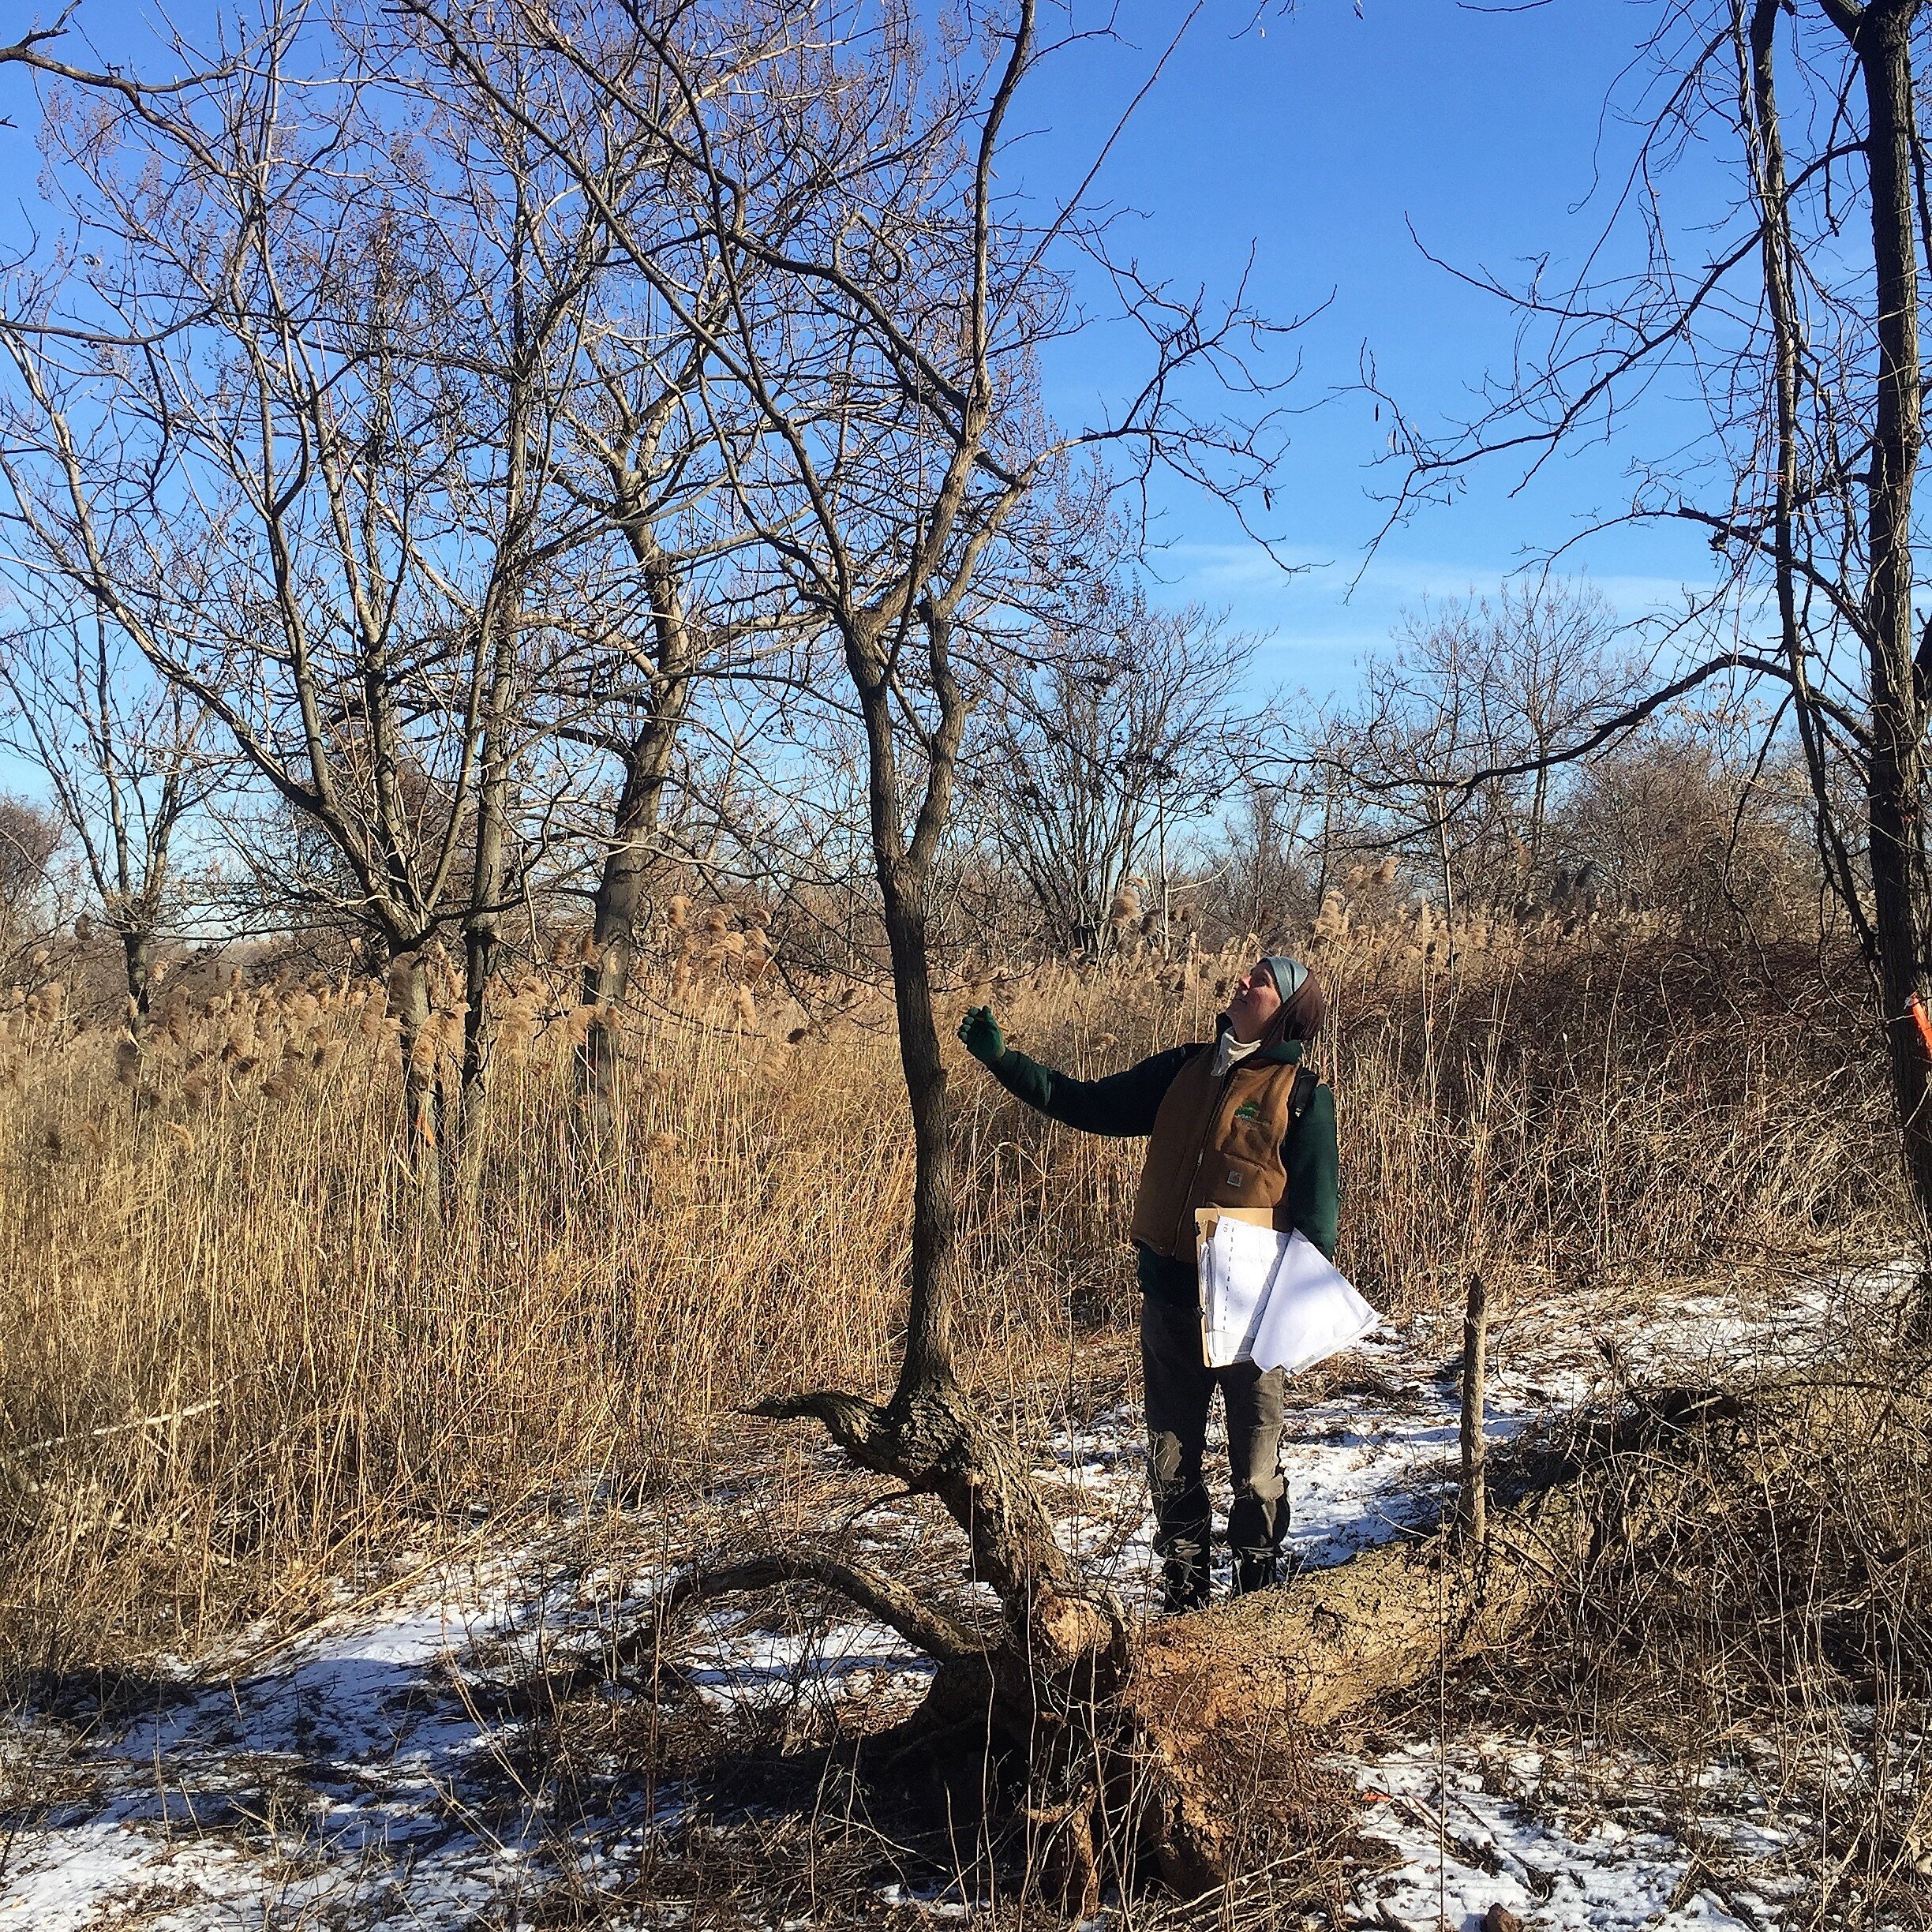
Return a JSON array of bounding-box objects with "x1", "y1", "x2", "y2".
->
[{"x1": 664, "y1": 1380, "x2": 1772, "y2": 1903}]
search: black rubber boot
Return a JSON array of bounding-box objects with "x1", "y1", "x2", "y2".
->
[
  {"x1": 1161, "y1": 1554, "x2": 1211, "y2": 1615},
  {"x1": 1232, "y1": 1550, "x2": 1281, "y2": 1596}
]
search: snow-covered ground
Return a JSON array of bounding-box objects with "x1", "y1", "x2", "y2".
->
[{"x1": 0, "y1": 1267, "x2": 1907, "y2": 1929}]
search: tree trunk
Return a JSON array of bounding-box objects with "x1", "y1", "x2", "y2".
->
[
  {"x1": 1835, "y1": 0, "x2": 1932, "y2": 1222},
  {"x1": 387, "y1": 945, "x2": 442, "y2": 1194},
  {"x1": 120, "y1": 927, "x2": 152, "y2": 1035},
  {"x1": 575, "y1": 738, "x2": 670, "y2": 1124},
  {"x1": 575, "y1": 550, "x2": 693, "y2": 1133}
]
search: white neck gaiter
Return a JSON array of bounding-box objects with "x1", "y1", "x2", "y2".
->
[{"x1": 1210, "y1": 1031, "x2": 1263, "y2": 1079}]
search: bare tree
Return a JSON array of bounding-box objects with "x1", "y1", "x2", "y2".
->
[
  {"x1": 399, "y1": 0, "x2": 1325, "y2": 1893},
  {"x1": 0, "y1": 8, "x2": 609, "y2": 1181},
  {"x1": 1309, "y1": 581, "x2": 1638, "y2": 927},
  {"x1": 1371, "y1": 1, "x2": 1932, "y2": 1222},
  {"x1": 972, "y1": 587, "x2": 1256, "y2": 956},
  {"x1": 0, "y1": 605, "x2": 220, "y2": 1031}
]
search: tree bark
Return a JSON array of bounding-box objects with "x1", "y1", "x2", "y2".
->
[
  {"x1": 120, "y1": 927, "x2": 153, "y2": 1034},
  {"x1": 387, "y1": 945, "x2": 442, "y2": 1193},
  {"x1": 575, "y1": 549, "x2": 694, "y2": 1129},
  {"x1": 1828, "y1": 0, "x2": 1932, "y2": 1221}
]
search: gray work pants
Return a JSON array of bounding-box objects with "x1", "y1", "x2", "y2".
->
[{"x1": 1139, "y1": 1291, "x2": 1288, "y2": 1610}]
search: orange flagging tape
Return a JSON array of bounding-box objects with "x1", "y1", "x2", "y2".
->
[{"x1": 1911, "y1": 994, "x2": 1932, "y2": 1060}]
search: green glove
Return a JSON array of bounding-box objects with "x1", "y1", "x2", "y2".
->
[{"x1": 958, "y1": 1005, "x2": 1005, "y2": 1066}]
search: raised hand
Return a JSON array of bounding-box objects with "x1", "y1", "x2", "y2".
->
[{"x1": 957, "y1": 1005, "x2": 1005, "y2": 1066}]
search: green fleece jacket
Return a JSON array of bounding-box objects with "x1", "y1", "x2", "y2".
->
[{"x1": 984, "y1": 1032, "x2": 1340, "y2": 1305}]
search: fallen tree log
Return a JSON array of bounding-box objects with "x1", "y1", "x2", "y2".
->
[
  {"x1": 590, "y1": 1383, "x2": 1749, "y2": 1912},
  {"x1": 1117, "y1": 1387, "x2": 1747, "y2": 1894}
]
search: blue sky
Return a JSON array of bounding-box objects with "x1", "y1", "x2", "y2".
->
[
  {"x1": 1014, "y1": 0, "x2": 1732, "y2": 699},
  {"x1": 0, "y1": 0, "x2": 1730, "y2": 709}
]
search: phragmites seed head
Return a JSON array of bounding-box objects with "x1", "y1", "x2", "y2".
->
[
  {"x1": 786, "y1": 1025, "x2": 809, "y2": 1045},
  {"x1": 114, "y1": 1035, "x2": 142, "y2": 1087},
  {"x1": 1375, "y1": 855, "x2": 1400, "y2": 886},
  {"x1": 166, "y1": 1121, "x2": 195, "y2": 1154},
  {"x1": 73, "y1": 912, "x2": 92, "y2": 943},
  {"x1": 1106, "y1": 888, "x2": 1140, "y2": 929},
  {"x1": 666, "y1": 894, "x2": 690, "y2": 930},
  {"x1": 700, "y1": 906, "x2": 730, "y2": 937},
  {"x1": 734, "y1": 986, "x2": 758, "y2": 1030},
  {"x1": 579, "y1": 930, "x2": 602, "y2": 964},
  {"x1": 496, "y1": 992, "x2": 540, "y2": 1064},
  {"x1": 262, "y1": 1072, "x2": 292, "y2": 1103}
]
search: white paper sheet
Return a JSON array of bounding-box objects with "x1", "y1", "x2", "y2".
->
[{"x1": 1199, "y1": 1218, "x2": 1380, "y2": 1373}]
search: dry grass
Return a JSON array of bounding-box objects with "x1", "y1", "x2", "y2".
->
[{"x1": 0, "y1": 908, "x2": 1902, "y2": 1693}]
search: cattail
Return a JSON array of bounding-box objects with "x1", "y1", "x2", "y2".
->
[
  {"x1": 786, "y1": 1025, "x2": 810, "y2": 1045},
  {"x1": 837, "y1": 985, "x2": 859, "y2": 1009}
]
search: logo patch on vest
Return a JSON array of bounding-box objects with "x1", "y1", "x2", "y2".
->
[
  {"x1": 1226, "y1": 1169, "x2": 1243, "y2": 1187},
  {"x1": 1234, "y1": 1101, "x2": 1263, "y2": 1121}
]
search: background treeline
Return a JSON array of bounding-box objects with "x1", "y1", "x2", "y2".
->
[{"x1": 0, "y1": 2, "x2": 1851, "y2": 1121}]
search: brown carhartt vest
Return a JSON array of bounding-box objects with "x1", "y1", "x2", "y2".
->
[{"x1": 1127, "y1": 1037, "x2": 1312, "y2": 1263}]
